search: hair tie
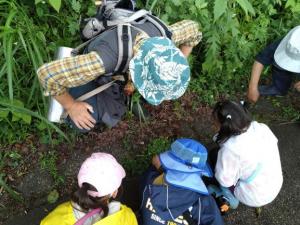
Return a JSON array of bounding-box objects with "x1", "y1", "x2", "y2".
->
[{"x1": 226, "y1": 114, "x2": 232, "y2": 119}]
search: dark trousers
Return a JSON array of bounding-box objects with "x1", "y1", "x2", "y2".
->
[{"x1": 272, "y1": 66, "x2": 299, "y2": 94}]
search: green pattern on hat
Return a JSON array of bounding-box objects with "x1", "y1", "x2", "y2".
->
[{"x1": 129, "y1": 37, "x2": 190, "y2": 105}]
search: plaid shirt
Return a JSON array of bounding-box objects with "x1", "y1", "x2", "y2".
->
[{"x1": 37, "y1": 20, "x2": 202, "y2": 96}]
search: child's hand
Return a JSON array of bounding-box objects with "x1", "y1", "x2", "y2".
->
[
  {"x1": 152, "y1": 155, "x2": 161, "y2": 170},
  {"x1": 294, "y1": 81, "x2": 300, "y2": 92}
]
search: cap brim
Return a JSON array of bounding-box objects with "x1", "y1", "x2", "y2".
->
[
  {"x1": 165, "y1": 170, "x2": 209, "y2": 195},
  {"x1": 274, "y1": 26, "x2": 300, "y2": 73},
  {"x1": 160, "y1": 151, "x2": 212, "y2": 177}
]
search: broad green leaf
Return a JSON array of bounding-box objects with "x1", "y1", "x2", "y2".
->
[
  {"x1": 195, "y1": 0, "x2": 208, "y2": 9},
  {"x1": 37, "y1": 121, "x2": 47, "y2": 130},
  {"x1": 294, "y1": 4, "x2": 300, "y2": 12},
  {"x1": 35, "y1": 0, "x2": 43, "y2": 4},
  {"x1": 236, "y1": 0, "x2": 255, "y2": 16},
  {"x1": 285, "y1": 0, "x2": 296, "y2": 8},
  {"x1": 0, "y1": 109, "x2": 9, "y2": 118},
  {"x1": 214, "y1": 0, "x2": 227, "y2": 21},
  {"x1": 49, "y1": 0, "x2": 61, "y2": 12},
  {"x1": 173, "y1": 0, "x2": 181, "y2": 6},
  {"x1": 21, "y1": 114, "x2": 31, "y2": 124},
  {"x1": 286, "y1": 0, "x2": 300, "y2": 12},
  {"x1": 12, "y1": 112, "x2": 21, "y2": 122}
]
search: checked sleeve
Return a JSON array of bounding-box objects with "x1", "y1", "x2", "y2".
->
[
  {"x1": 168, "y1": 20, "x2": 202, "y2": 47},
  {"x1": 37, "y1": 52, "x2": 105, "y2": 96}
]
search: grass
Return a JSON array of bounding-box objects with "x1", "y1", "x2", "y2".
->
[
  {"x1": 0, "y1": 152, "x2": 23, "y2": 202},
  {"x1": 0, "y1": 0, "x2": 70, "y2": 144},
  {"x1": 40, "y1": 151, "x2": 65, "y2": 186},
  {"x1": 122, "y1": 137, "x2": 171, "y2": 175}
]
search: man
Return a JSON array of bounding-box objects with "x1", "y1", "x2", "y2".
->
[
  {"x1": 247, "y1": 25, "x2": 300, "y2": 103},
  {"x1": 37, "y1": 16, "x2": 201, "y2": 131}
]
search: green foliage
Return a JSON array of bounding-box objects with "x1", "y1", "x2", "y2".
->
[
  {"x1": 281, "y1": 105, "x2": 300, "y2": 121},
  {"x1": 0, "y1": 152, "x2": 23, "y2": 202},
  {"x1": 40, "y1": 151, "x2": 64, "y2": 186},
  {"x1": 146, "y1": 0, "x2": 300, "y2": 104},
  {"x1": 122, "y1": 137, "x2": 171, "y2": 175},
  {"x1": 0, "y1": 0, "x2": 95, "y2": 143},
  {"x1": 47, "y1": 189, "x2": 59, "y2": 204},
  {"x1": 35, "y1": 0, "x2": 62, "y2": 12},
  {"x1": 129, "y1": 92, "x2": 147, "y2": 123}
]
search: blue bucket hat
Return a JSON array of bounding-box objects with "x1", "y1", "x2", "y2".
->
[
  {"x1": 129, "y1": 37, "x2": 190, "y2": 106},
  {"x1": 159, "y1": 138, "x2": 213, "y2": 195}
]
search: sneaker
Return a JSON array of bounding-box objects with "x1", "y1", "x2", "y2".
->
[{"x1": 258, "y1": 85, "x2": 285, "y2": 96}]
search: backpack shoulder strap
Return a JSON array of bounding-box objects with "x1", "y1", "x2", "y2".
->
[
  {"x1": 105, "y1": 9, "x2": 149, "y2": 27},
  {"x1": 115, "y1": 23, "x2": 133, "y2": 74},
  {"x1": 74, "y1": 208, "x2": 102, "y2": 225},
  {"x1": 144, "y1": 14, "x2": 172, "y2": 39}
]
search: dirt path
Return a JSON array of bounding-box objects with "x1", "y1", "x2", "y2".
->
[{"x1": 1, "y1": 95, "x2": 300, "y2": 225}]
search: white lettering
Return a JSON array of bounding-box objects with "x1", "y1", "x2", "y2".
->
[
  {"x1": 151, "y1": 213, "x2": 165, "y2": 224},
  {"x1": 146, "y1": 198, "x2": 156, "y2": 213}
]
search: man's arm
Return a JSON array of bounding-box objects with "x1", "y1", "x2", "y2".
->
[
  {"x1": 247, "y1": 61, "x2": 264, "y2": 103},
  {"x1": 168, "y1": 20, "x2": 202, "y2": 57},
  {"x1": 37, "y1": 52, "x2": 105, "y2": 129}
]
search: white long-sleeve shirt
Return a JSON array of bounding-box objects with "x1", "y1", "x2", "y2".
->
[{"x1": 215, "y1": 121, "x2": 283, "y2": 207}]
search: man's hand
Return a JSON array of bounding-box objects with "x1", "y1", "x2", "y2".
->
[
  {"x1": 179, "y1": 45, "x2": 193, "y2": 57},
  {"x1": 67, "y1": 101, "x2": 96, "y2": 130},
  {"x1": 247, "y1": 86, "x2": 260, "y2": 103},
  {"x1": 294, "y1": 81, "x2": 300, "y2": 92},
  {"x1": 54, "y1": 92, "x2": 96, "y2": 130}
]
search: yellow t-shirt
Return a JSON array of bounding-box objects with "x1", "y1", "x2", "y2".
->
[{"x1": 40, "y1": 201, "x2": 138, "y2": 225}]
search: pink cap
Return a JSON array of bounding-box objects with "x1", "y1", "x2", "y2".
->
[{"x1": 78, "y1": 153, "x2": 126, "y2": 198}]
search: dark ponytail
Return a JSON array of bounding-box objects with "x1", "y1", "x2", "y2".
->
[
  {"x1": 71, "y1": 183, "x2": 109, "y2": 217},
  {"x1": 212, "y1": 100, "x2": 252, "y2": 144}
]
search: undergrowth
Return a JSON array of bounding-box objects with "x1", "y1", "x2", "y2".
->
[{"x1": 122, "y1": 137, "x2": 171, "y2": 175}]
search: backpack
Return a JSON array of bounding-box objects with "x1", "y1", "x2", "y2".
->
[
  {"x1": 74, "y1": 0, "x2": 172, "y2": 74},
  {"x1": 48, "y1": 0, "x2": 171, "y2": 123}
]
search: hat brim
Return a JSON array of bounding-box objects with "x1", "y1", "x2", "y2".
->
[
  {"x1": 274, "y1": 26, "x2": 300, "y2": 73},
  {"x1": 159, "y1": 151, "x2": 212, "y2": 177},
  {"x1": 164, "y1": 170, "x2": 209, "y2": 195},
  {"x1": 129, "y1": 37, "x2": 190, "y2": 106}
]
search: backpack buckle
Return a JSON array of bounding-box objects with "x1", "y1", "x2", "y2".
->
[{"x1": 122, "y1": 33, "x2": 129, "y2": 41}]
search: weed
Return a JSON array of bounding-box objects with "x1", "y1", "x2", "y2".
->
[
  {"x1": 0, "y1": 152, "x2": 23, "y2": 202},
  {"x1": 129, "y1": 92, "x2": 147, "y2": 123},
  {"x1": 0, "y1": 174, "x2": 23, "y2": 202},
  {"x1": 173, "y1": 101, "x2": 182, "y2": 119},
  {"x1": 122, "y1": 137, "x2": 171, "y2": 175},
  {"x1": 282, "y1": 106, "x2": 300, "y2": 122},
  {"x1": 40, "y1": 151, "x2": 64, "y2": 186},
  {"x1": 7, "y1": 151, "x2": 22, "y2": 168}
]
